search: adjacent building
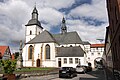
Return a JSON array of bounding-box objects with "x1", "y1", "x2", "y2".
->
[
  {"x1": 84, "y1": 43, "x2": 104, "y2": 68},
  {"x1": 0, "y1": 46, "x2": 11, "y2": 60},
  {"x1": 104, "y1": 0, "x2": 120, "y2": 80}
]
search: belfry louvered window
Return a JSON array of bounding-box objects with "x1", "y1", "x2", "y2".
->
[{"x1": 30, "y1": 30, "x2": 32, "y2": 35}]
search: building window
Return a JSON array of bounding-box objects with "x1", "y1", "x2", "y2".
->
[
  {"x1": 75, "y1": 58, "x2": 79, "y2": 64},
  {"x1": 98, "y1": 53, "x2": 100, "y2": 55},
  {"x1": 45, "y1": 44, "x2": 50, "y2": 59},
  {"x1": 88, "y1": 57, "x2": 90, "y2": 60},
  {"x1": 91, "y1": 53, "x2": 94, "y2": 55},
  {"x1": 30, "y1": 30, "x2": 32, "y2": 35},
  {"x1": 58, "y1": 58, "x2": 61, "y2": 61},
  {"x1": 61, "y1": 46, "x2": 64, "y2": 47},
  {"x1": 64, "y1": 58, "x2": 67, "y2": 64},
  {"x1": 69, "y1": 58, "x2": 73, "y2": 64},
  {"x1": 96, "y1": 47, "x2": 98, "y2": 50},
  {"x1": 28, "y1": 45, "x2": 34, "y2": 59}
]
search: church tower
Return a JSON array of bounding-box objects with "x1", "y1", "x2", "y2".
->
[
  {"x1": 61, "y1": 17, "x2": 67, "y2": 34},
  {"x1": 25, "y1": 6, "x2": 43, "y2": 43}
]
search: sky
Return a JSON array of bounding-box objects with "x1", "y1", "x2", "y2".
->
[{"x1": 0, "y1": 0, "x2": 108, "y2": 53}]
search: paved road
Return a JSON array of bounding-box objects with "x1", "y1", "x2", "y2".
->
[{"x1": 20, "y1": 69, "x2": 106, "y2": 80}]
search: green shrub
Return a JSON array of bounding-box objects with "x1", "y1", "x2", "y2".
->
[{"x1": 0, "y1": 60, "x2": 16, "y2": 74}]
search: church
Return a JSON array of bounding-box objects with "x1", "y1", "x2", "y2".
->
[{"x1": 22, "y1": 6, "x2": 87, "y2": 68}]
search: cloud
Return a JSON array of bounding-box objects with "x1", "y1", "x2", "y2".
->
[
  {"x1": 0, "y1": 0, "x2": 108, "y2": 53},
  {"x1": 66, "y1": 0, "x2": 108, "y2": 43},
  {"x1": 68, "y1": 0, "x2": 108, "y2": 22},
  {"x1": 39, "y1": 7, "x2": 63, "y2": 27},
  {"x1": 24, "y1": 0, "x2": 75, "y2": 9},
  {"x1": 67, "y1": 19, "x2": 108, "y2": 43}
]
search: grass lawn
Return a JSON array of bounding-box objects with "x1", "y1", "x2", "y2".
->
[{"x1": 15, "y1": 67, "x2": 57, "y2": 72}]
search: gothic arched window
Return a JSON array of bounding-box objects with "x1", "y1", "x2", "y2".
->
[
  {"x1": 28, "y1": 45, "x2": 34, "y2": 59},
  {"x1": 30, "y1": 30, "x2": 32, "y2": 35},
  {"x1": 45, "y1": 44, "x2": 50, "y2": 59}
]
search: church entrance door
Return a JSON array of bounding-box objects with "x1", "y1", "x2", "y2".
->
[
  {"x1": 36, "y1": 59, "x2": 40, "y2": 67},
  {"x1": 58, "y1": 61, "x2": 61, "y2": 67}
]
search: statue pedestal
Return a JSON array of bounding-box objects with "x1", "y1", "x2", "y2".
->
[{"x1": 16, "y1": 59, "x2": 23, "y2": 69}]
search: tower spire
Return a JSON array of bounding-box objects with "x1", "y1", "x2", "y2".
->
[
  {"x1": 26, "y1": 5, "x2": 43, "y2": 29},
  {"x1": 32, "y1": 5, "x2": 38, "y2": 20},
  {"x1": 61, "y1": 17, "x2": 67, "y2": 34}
]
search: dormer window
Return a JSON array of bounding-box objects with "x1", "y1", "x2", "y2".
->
[{"x1": 70, "y1": 45, "x2": 72, "y2": 47}]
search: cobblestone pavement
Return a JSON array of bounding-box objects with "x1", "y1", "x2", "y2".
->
[{"x1": 19, "y1": 69, "x2": 106, "y2": 80}]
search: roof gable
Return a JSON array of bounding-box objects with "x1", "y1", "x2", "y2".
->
[{"x1": 27, "y1": 30, "x2": 56, "y2": 44}]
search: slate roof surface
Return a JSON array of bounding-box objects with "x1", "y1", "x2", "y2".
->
[
  {"x1": 26, "y1": 19, "x2": 43, "y2": 29},
  {"x1": 27, "y1": 30, "x2": 56, "y2": 44},
  {"x1": 83, "y1": 41, "x2": 91, "y2": 45},
  {"x1": 56, "y1": 46, "x2": 85, "y2": 57},
  {"x1": 27, "y1": 31, "x2": 83, "y2": 45},
  {"x1": 52, "y1": 31, "x2": 83, "y2": 44}
]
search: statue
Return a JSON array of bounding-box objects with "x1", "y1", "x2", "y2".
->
[
  {"x1": 19, "y1": 40, "x2": 23, "y2": 51},
  {"x1": 16, "y1": 40, "x2": 23, "y2": 69}
]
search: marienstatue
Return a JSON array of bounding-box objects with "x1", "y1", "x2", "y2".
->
[{"x1": 17, "y1": 40, "x2": 23, "y2": 69}]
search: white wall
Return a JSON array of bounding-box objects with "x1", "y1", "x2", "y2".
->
[
  {"x1": 25, "y1": 25, "x2": 43, "y2": 43},
  {"x1": 42, "y1": 60, "x2": 56, "y2": 67},
  {"x1": 56, "y1": 57, "x2": 85, "y2": 68},
  {"x1": 86, "y1": 47, "x2": 104, "y2": 68},
  {"x1": 22, "y1": 42, "x2": 56, "y2": 67}
]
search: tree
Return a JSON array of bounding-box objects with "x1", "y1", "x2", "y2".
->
[{"x1": 14, "y1": 52, "x2": 19, "y2": 59}]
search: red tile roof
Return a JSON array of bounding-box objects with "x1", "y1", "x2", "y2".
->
[
  {"x1": 0, "y1": 46, "x2": 9, "y2": 57},
  {"x1": 91, "y1": 44, "x2": 105, "y2": 48}
]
